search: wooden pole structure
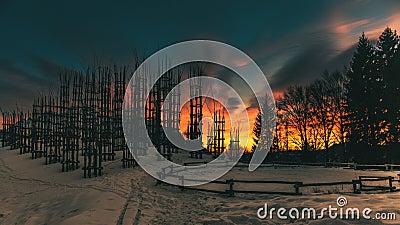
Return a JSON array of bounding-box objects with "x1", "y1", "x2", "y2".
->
[
  {"x1": 82, "y1": 70, "x2": 102, "y2": 178},
  {"x1": 144, "y1": 58, "x2": 182, "y2": 161},
  {"x1": 188, "y1": 66, "x2": 203, "y2": 159},
  {"x1": 98, "y1": 67, "x2": 113, "y2": 162},
  {"x1": 229, "y1": 126, "x2": 240, "y2": 159},
  {"x1": 31, "y1": 97, "x2": 45, "y2": 158},
  {"x1": 211, "y1": 110, "x2": 226, "y2": 158},
  {"x1": 59, "y1": 73, "x2": 81, "y2": 171}
]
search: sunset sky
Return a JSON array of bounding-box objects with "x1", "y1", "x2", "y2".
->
[{"x1": 1, "y1": 1, "x2": 400, "y2": 148}]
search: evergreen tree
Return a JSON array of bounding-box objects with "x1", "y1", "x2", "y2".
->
[
  {"x1": 385, "y1": 35, "x2": 400, "y2": 143},
  {"x1": 347, "y1": 32, "x2": 374, "y2": 145},
  {"x1": 377, "y1": 27, "x2": 400, "y2": 143},
  {"x1": 251, "y1": 110, "x2": 262, "y2": 151},
  {"x1": 376, "y1": 27, "x2": 398, "y2": 66}
]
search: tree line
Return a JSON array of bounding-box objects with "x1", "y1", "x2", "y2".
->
[{"x1": 252, "y1": 27, "x2": 400, "y2": 163}]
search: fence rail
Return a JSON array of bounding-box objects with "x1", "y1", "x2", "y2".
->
[{"x1": 359, "y1": 176, "x2": 396, "y2": 192}]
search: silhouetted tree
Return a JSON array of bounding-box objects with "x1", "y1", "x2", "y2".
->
[
  {"x1": 251, "y1": 100, "x2": 277, "y2": 153},
  {"x1": 347, "y1": 32, "x2": 375, "y2": 146},
  {"x1": 385, "y1": 34, "x2": 400, "y2": 144},
  {"x1": 376, "y1": 27, "x2": 400, "y2": 144},
  {"x1": 278, "y1": 85, "x2": 311, "y2": 151},
  {"x1": 255, "y1": 27, "x2": 400, "y2": 163},
  {"x1": 309, "y1": 72, "x2": 336, "y2": 151},
  {"x1": 251, "y1": 111, "x2": 262, "y2": 152},
  {"x1": 325, "y1": 70, "x2": 349, "y2": 146}
]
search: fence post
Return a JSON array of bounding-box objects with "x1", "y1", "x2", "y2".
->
[
  {"x1": 294, "y1": 182, "x2": 302, "y2": 195},
  {"x1": 226, "y1": 179, "x2": 234, "y2": 197},
  {"x1": 389, "y1": 176, "x2": 394, "y2": 192},
  {"x1": 352, "y1": 180, "x2": 360, "y2": 194}
]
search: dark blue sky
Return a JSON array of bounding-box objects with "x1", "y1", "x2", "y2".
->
[{"x1": 1, "y1": 0, "x2": 399, "y2": 110}]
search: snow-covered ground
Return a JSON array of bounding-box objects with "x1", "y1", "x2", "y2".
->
[{"x1": 0, "y1": 147, "x2": 399, "y2": 225}]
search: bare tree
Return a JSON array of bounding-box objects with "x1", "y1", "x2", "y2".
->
[
  {"x1": 309, "y1": 72, "x2": 336, "y2": 151},
  {"x1": 277, "y1": 85, "x2": 311, "y2": 151},
  {"x1": 325, "y1": 70, "x2": 349, "y2": 146}
]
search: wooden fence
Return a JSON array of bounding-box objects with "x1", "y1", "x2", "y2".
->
[
  {"x1": 158, "y1": 170, "x2": 400, "y2": 196},
  {"x1": 174, "y1": 178, "x2": 363, "y2": 196},
  {"x1": 359, "y1": 176, "x2": 396, "y2": 192}
]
